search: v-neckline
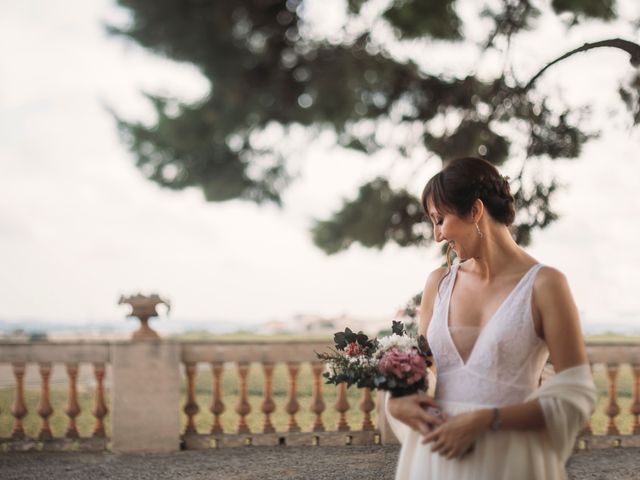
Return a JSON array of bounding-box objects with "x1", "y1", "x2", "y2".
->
[{"x1": 445, "y1": 263, "x2": 539, "y2": 368}]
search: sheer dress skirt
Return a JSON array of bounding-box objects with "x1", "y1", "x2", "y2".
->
[{"x1": 389, "y1": 399, "x2": 567, "y2": 480}]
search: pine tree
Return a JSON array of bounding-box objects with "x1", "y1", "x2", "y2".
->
[{"x1": 109, "y1": 0, "x2": 640, "y2": 252}]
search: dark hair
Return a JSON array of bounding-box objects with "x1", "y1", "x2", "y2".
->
[{"x1": 421, "y1": 157, "x2": 515, "y2": 226}]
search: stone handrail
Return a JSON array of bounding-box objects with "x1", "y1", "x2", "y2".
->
[
  {"x1": 0, "y1": 342, "x2": 110, "y2": 363},
  {"x1": 181, "y1": 340, "x2": 332, "y2": 363},
  {"x1": 0, "y1": 340, "x2": 638, "y2": 452},
  {"x1": 585, "y1": 343, "x2": 640, "y2": 364}
]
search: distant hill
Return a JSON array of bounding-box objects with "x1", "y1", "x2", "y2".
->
[
  {"x1": 581, "y1": 321, "x2": 640, "y2": 336},
  {"x1": 0, "y1": 317, "x2": 637, "y2": 337},
  {"x1": 0, "y1": 318, "x2": 258, "y2": 335}
]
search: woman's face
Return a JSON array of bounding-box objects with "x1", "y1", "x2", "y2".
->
[{"x1": 426, "y1": 199, "x2": 477, "y2": 261}]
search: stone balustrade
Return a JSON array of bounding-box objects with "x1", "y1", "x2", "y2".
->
[
  {"x1": 0, "y1": 340, "x2": 638, "y2": 453},
  {"x1": 0, "y1": 342, "x2": 110, "y2": 451},
  {"x1": 179, "y1": 341, "x2": 377, "y2": 448},
  {"x1": 579, "y1": 343, "x2": 640, "y2": 448}
]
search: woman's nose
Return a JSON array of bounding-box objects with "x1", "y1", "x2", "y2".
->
[{"x1": 434, "y1": 228, "x2": 443, "y2": 242}]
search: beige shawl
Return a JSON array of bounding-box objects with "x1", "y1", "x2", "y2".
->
[{"x1": 526, "y1": 363, "x2": 597, "y2": 463}]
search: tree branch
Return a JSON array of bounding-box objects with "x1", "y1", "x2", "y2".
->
[{"x1": 522, "y1": 38, "x2": 640, "y2": 92}]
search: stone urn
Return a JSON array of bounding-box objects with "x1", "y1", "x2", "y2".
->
[{"x1": 118, "y1": 293, "x2": 171, "y2": 341}]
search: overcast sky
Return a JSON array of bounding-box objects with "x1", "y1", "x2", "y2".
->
[{"x1": 1, "y1": 0, "x2": 639, "y2": 330}]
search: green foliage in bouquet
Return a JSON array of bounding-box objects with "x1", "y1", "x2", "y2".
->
[
  {"x1": 391, "y1": 320, "x2": 404, "y2": 336},
  {"x1": 332, "y1": 327, "x2": 377, "y2": 355}
]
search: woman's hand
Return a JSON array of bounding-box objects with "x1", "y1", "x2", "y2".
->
[
  {"x1": 422, "y1": 409, "x2": 492, "y2": 459},
  {"x1": 387, "y1": 392, "x2": 445, "y2": 436}
]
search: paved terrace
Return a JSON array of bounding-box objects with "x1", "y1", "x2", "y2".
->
[{"x1": 1, "y1": 446, "x2": 639, "y2": 480}]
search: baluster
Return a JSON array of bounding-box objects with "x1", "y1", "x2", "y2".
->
[
  {"x1": 335, "y1": 383, "x2": 350, "y2": 431},
  {"x1": 210, "y1": 362, "x2": 225, "y2": 434},
  {"x1": 359, "y1": 388, "x2": 375, "y2": 431},
  {"x1": 631, "y1": 363, "x2": 640, "y2": 435},
  {"x1": 11, "y1": 363, "x2": 27, "y2": 439},
  {"x1": 92, "y1": 363, "x2": 108, "y2": 437},
  {"x1": 261, "y1": 362, "x2": 276, "y2": 433},
  {"x1": 286, "y1": 362, "x2": 301, "y2": 432},
  {"x1": 183, "y1": 362, "x2": 199, "y2": 434},
  {"x1": 37, "y1": 362, "x2": 54, "y2": 440},
  {"x1": 581, "y1": 363, "x2": 594, "y2": 435},
  {"x1": 235, "y1": 362, "x2": 251, "y2": 434},
  {"x1": 65, "y1": 363, "x2": 81, "y2": 438},
  {"x1": 605, "y1": 363, "x2": 620, "y2": 435},
  {"x1": 310, "y1": 361, "x2": 326, "y2": 432}
]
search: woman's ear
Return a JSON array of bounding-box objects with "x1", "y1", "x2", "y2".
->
[{"x1": 471, "y1": 199, "x2": 484, "y2": 223}]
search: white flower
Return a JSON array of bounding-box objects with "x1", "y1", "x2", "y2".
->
[
  {"x1": 347, "y1": 355, "x2": 378, "y2": 368},
  {"x1": 325, "y1": 362, "x2": 336, "y2": 377},
  {"x1": 377, "y1": 333, "x2": 416, "y2": 353},
  {"x1": 362, "y1": 356, "x2": 378, "y2": 367}
]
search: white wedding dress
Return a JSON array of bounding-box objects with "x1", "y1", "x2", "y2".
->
[{"x1": 387, "y1": 263, "x2": 597, "y2": 480}]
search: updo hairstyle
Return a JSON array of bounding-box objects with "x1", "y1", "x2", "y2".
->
[{"x1": 421, "y1": 157, "x2": 515, "y2": 226}]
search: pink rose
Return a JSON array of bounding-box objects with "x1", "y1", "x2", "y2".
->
[{"x1": 378, "y1": 349, "x2": 426, "y2": 385}]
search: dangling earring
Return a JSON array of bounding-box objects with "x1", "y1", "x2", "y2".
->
[{"x1": 475, "y1": 223, "x2": 483, "y2": 238}]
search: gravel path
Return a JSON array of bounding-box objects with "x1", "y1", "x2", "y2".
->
[{"x1": 0, "y1": 446, "x2": 638, "y2": 479}]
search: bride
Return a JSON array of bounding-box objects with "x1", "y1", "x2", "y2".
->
[{"x1": 386, "y1": 157, "x2": 597, "y2": 480}]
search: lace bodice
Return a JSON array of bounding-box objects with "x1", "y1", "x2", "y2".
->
[{"x1": 426, "y1": 262, "x2": 549, "y2": 407}]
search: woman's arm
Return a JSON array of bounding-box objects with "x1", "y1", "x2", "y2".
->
[
  {"x1": 423, "y1": 266, "x2": 591, "y2": 458},
  {"x1": 533, "y1": 266, "x2": 589, "y2": 371},
  {"x1": 387, "y1": 266, "x2": 449, "y2": 433}
]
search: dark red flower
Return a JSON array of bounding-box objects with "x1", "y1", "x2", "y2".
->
[{"x1": 345, "y1": 341, "x2": 362, "y2": 357}]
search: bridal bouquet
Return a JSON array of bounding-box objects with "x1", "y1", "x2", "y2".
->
[{"x1": 316, "y1": 321, "x2": 433, "y2": 398}]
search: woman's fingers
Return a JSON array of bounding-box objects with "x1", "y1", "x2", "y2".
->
[
  {"x1": 454, "y1": 444, "x2": 472, "y2": 459},
  {"x1": 409, "y1": 419, "x2": 429, "y2": 436},
  {"x1": 431, "y1": 438, "x2": 446, "y2": 453},
  {"x1": 415, "y1": 393, "x2": 440, "y2": 408},
  {"x1": 422, "y1": 429, "x2": 438, "y2": 444},
  {"x1": 392, "y1": 394, "x2": 445, "y2": 435},
  {"x1": 411, "y1": 396, "x2": 442, "y2": 432},
  {"x1": 423, "y1": 430, "x2": 455, "y2": 458},
  {"x1": 428, "y1": 437, "x2": 456, "y2": 459},
  {"x1": 423, "y1": 410, "x2": 444, "y2": 424},
  {"x1": 415, "y1": 396, "x2": 444, "y2": 428}
]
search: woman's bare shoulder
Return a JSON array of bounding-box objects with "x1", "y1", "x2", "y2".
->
[
  {"x1": 418, "y1": 266, "x2": 450, "y2": 336},
  {"x1": 534, "y1": 265, "x2": 569, "y2": 290},
  {"x1": 532, "y1": 265, "x2": 574, "y2": 315},
  {"x1": 426, "y1": 265, "x2": 450, "y2": 284},
  {"x1": 422, "y1": 266, "x2": 450, "y2": 302}
]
